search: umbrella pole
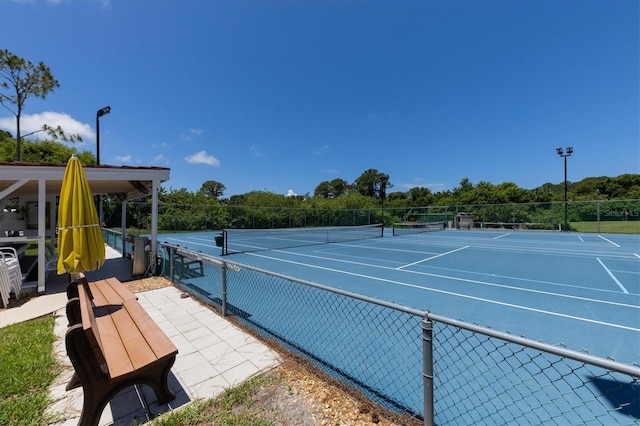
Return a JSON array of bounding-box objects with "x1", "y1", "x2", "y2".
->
[{"x1": 67, "y1": 272, "x2": 81, "y2": 299}]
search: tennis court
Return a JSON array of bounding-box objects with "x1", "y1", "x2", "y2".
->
[{"x1": 162, "y1": 227, "x2": 639, "y2": 365}]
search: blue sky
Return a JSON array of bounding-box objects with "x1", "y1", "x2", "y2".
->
[{"x1": 1, "y1": 0, "x2": 638, "y2": 197}]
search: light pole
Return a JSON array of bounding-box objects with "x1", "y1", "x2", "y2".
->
[
  {"x1": 96, "y1": 106, "x2": 111, "y2": 165},
  {"x1": 96, "y1": 106, "x2": 110, "y2": 226},
  {"x1": 556, "y1": 147, "x2": 573, "y2": 231}
]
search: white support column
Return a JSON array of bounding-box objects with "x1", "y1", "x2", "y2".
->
[
  {"x1": 121, "y1": 199, "x2": 127, "y2": 256},
  {"x1": 151, "y1": 180, "x2": 160, "y2": 256},
  {"x1": 37, "y1": 180, "x2": 46, "y2": 293}
]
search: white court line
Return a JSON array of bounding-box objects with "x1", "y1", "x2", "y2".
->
[
  {"x1": 248, "y1": 251, "x2": 640, "y2": 332},
  {"x1": 493, "y1": 233, "x2": 510, "y2": 240},
  {"x1": 578, "y1": 235, "x2": 584, "y2": 242},
  {"x1": 396, "y1": 246, "x2": 469, "y2": 270},
  {"x1": 288, "y1": 249, "x2": 639, "y2": 307},
  {"x1": 598, "y1": 235, "x2": 621, "y2": 247},
  {"x1": 634, "y1": 253, "x2": 640, "y2": 259},
  {"x1": 166, "y1": 237, "x2": 218, "y2": 249},
  {"x1": 597, "y1": 258, "x2": 629, "y2": 294}
]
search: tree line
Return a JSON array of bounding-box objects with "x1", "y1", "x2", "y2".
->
[{"x1": 115, "y1": 171, "x2": 638, "y2": 233}]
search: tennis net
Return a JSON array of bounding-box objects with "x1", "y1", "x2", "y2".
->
[
  {"x1": 392, "y1": 221, "x2": 446, "y2": 236},
  {"x1": 223, "y1": 223, "x2": 384, "y2": 254}
]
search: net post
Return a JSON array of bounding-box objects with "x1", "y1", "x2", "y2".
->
[
  {"x1": 222, "y1": 230, "x2": 227, "y2": 256},
  {"x1": 422, "y1": 313, "x2": 434, "y2": 426}
]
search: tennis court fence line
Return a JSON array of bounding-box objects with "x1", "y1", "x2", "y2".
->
[
  {"x1": 153, "y1": 242, "x2": 639, "y2": 425},
  {"x1": 120, "y1": 198, "x2": 639, "y2": 234}
]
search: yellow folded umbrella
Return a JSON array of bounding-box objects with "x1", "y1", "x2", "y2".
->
[{"x1": 57, "y1": 155, "x2": 105, "y2": 276}]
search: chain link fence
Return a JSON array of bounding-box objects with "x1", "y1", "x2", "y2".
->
[
  {"x1": 115, "y1": 199, "x2": 639, "y2": 234},
  {"x1": 156, "y1": 242, "x2": 640, "y2": 425}
]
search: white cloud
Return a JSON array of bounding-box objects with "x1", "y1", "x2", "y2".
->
[
  {"x1": 0, "y1": 111, "x2": 94, "y2": 142},
  {"x1": 115, "y1": 155, "x2": 132, "y2": 162},
  {"x1": 286, "y1": 189, "x2": 297, "y2": 197},
  {"x1": 185, "y1": 150, "x2": 220, "y2": 166}
]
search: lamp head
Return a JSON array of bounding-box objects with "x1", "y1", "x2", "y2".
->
[
  {"x1": 97, "y1": 106, "x2": 111, "y2": 117},
  {"x1": 556, "y1": 148, "x2": 563, "y2": 156},
  {"x1": 566, "y1": 147, "x2": 573, "y2": 155}
]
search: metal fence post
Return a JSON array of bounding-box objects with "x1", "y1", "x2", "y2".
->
[
  {"x1": 168, "y1": 245, "x2": 175, "y2": 283},
  {"x1": 221, "y1": 261, "x2": 228, "y2": 317},
  {"x1": 423, "y1": 315, "x2": 434, "y2": 426}
]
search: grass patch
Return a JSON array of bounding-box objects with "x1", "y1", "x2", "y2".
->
[
  {"x1": 571, "y1": 221, "x2": 640, "y2": 234},
  {"x1": 0, "y1": 316, "x2": 61, "y2": 426},
  {"x1": 150, "y1": 374, "x2": 277, "y2": 426}
]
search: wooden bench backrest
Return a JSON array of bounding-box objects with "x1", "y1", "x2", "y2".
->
[{"x1": 78, "y1": 283, "x2": 107, "y2": 366}]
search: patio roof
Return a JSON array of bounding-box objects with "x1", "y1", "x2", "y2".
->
[
  {"x1": 0, "y1": 161, "x2": 171, "y2": 293},
  {"x1": 0, "y1": 161, "x2": 170, "y2": 200}
]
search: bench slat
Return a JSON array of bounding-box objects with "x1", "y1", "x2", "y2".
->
[
  {"x1": 93, "y1": 304, "x2": 137, "y2": 378},
  {"x1": 109, "y1": 305, "x2": 158, "y2": 373},
  {"x1": 97, "y1": 277, "x2": 137, "y2": 303},
  {"x1": 123, "y1": 300, "x2": 178, "y2": 359}
]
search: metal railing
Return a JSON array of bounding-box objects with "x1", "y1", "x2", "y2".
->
[{"x1": 156, "y1": 242, "x2": 639, "y2": 425}]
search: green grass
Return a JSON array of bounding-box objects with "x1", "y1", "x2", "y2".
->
[
  {"x1": 571, "y1": 221, "x2": 640, "y2": 234},
  {"x1": 0, "y1": 316, "x2": 61, "y2": 426},
  {"x1": 150, "y1": 374, "x2": 277, "y2": 426}
]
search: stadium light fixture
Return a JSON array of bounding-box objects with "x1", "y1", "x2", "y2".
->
[
  {"x1": 96, "y1": 106, "x2": 111, "y2": 165},
  {"x1": 556, "y1": 147, "x2": 573, "y2": 231}
]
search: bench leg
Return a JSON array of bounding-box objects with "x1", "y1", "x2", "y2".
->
[
  {"x1": 75, "y1": 357, "x2": 176, "y2": 426},
  {"x1": 66, "y1": 280, "x2": 79, "y2": 300},
  {"x1": 66, "y1": 298, "x2": 81, "y2": 326},
  {"x1": 146, "y1": 356, "x2": 177, "y2": 404},
  {"x1": 77, "y1": 387, "x2": 111, "y2": 426},
  {"x1": 66, "y1": 371, "x2": 81, "y2": 391}
]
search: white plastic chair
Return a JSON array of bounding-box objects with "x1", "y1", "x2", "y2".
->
[
  {"x1": 0, "y1": 261, "x2": 10, "y2": 307},
  {"x1": 0, "y1": 247, "x2": 22, "y2": 301}
]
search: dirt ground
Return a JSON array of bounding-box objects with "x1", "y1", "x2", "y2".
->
[{"x1": 125, "y1": 277, "x2": 419, "y2": 426}]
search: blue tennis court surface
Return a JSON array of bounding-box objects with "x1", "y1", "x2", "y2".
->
[{"x1": 161, "y1": 229, "x2": 640, "y2": 365}]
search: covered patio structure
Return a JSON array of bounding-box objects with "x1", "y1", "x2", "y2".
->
[{"x1": 0, "y1": 161, "x2": 170, "y2": 293}]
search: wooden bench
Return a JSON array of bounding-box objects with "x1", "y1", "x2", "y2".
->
[
  {"x1": 65, "y1": 278, "x2": 178, "y2": 426},
  {"x1": 65, "y1": 274, "x2": 138, "y2": 325}
]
